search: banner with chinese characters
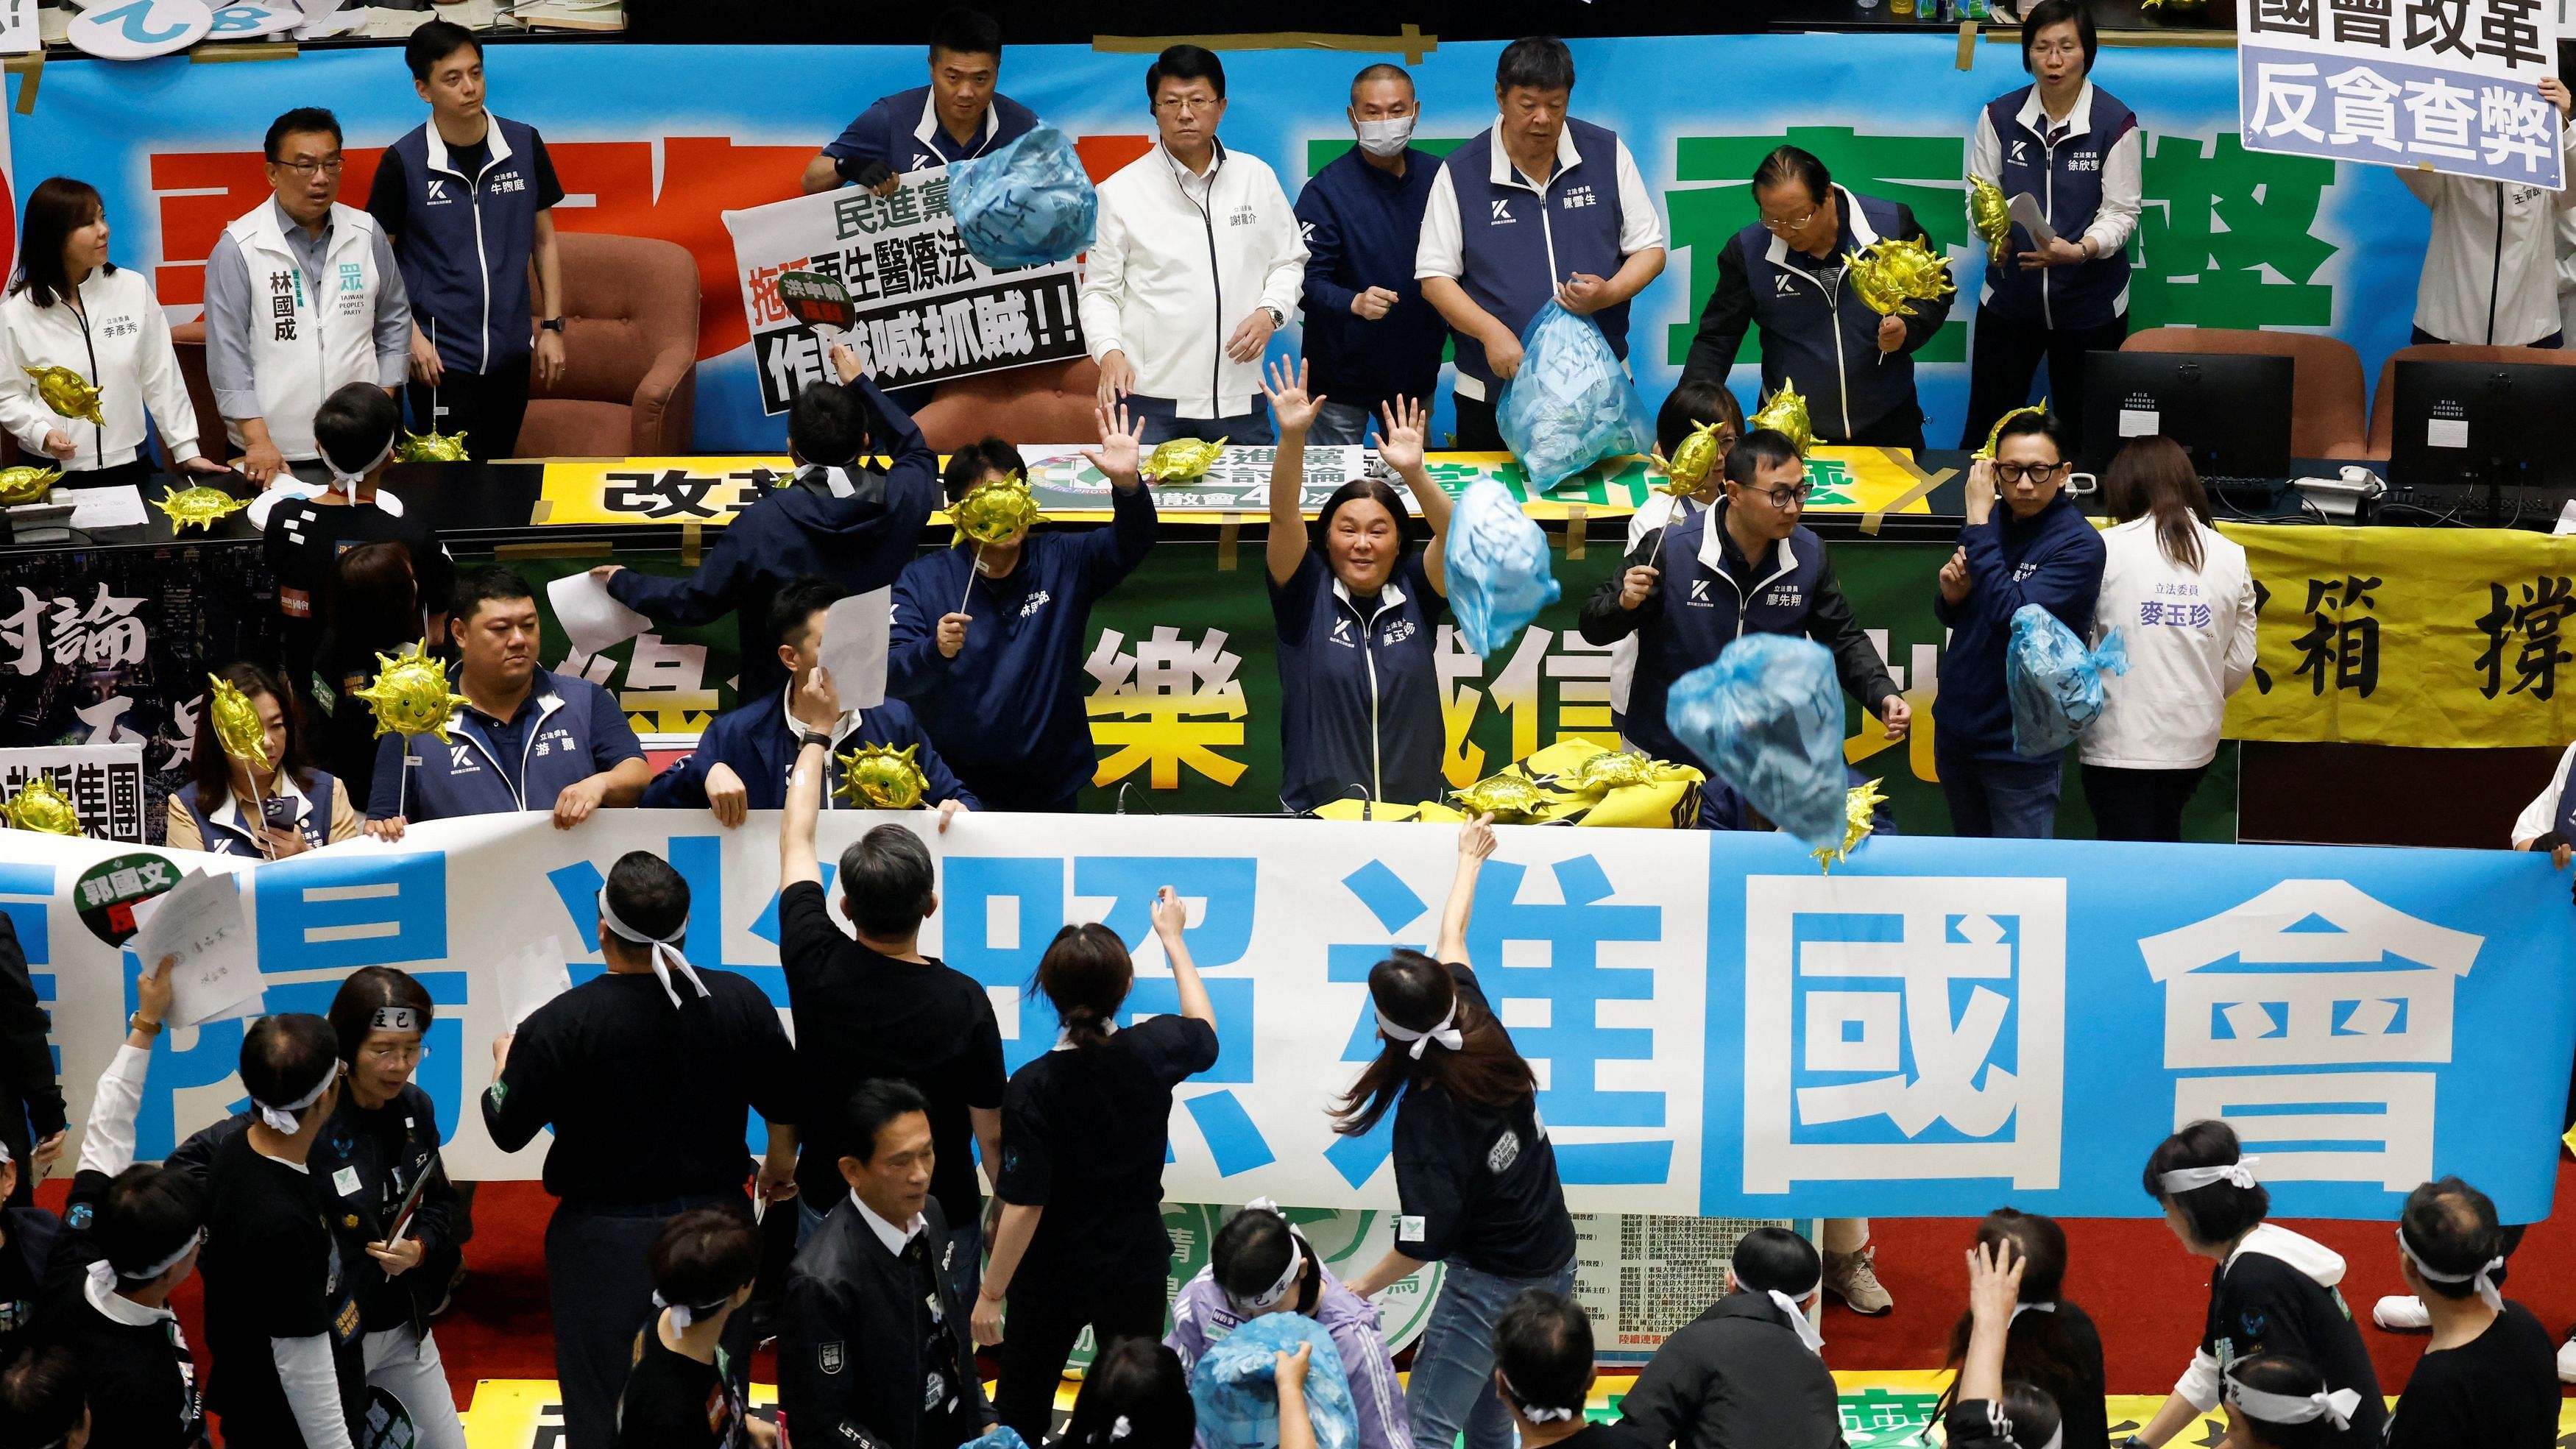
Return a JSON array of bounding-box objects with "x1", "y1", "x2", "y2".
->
[
  {"x1": 0, "y1": 745, "x2": 146, "y2": 842},
  {"x1": 2239, "y1": 0, "x2": 2564, "y2": 188},
  {"x1": 721, "y1": 168, "x2": 1086, "y2": 411},
  {"x1": 2218, "y1": 522, "x2": 2576, "y2": 747},
  {"x1": 10, "y1": 809, "x2": 2568, "y2": 1219}
]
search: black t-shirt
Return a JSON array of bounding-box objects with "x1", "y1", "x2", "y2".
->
[
  {"x1": 0, "y1": 1211, "x2": 43, "y2": 1359},
  {"x1": 997, "y1": 1013, "x2": 1219, "y2": 1289},
  {"x1": 616, "y1": 1326, "x2": 749, "y2": 1449},
  {"x1": 2200, "y1": 1237, "x2": 2386, "y2": 1446},
  {"x1": 200, "y1": 1131, "x2": 363, "y2": 1442},
  {"x1": 261, "y1": 495, "x2": 455, "y2": 704},
  {"x1": 40, "y1": 1169, "x2": 207, "y2": 1448},
  {"x1": 779, "y1": 881, "x2": 1007, "y2": 1220},
  {"x1": 1390, "y1": 966, "x2": 1576, "y2": 1278},
  {"x1": 365, "y1": 130, "x2": 567, "y2": 244},
  {"x1": 2384, "y1": 1300, "x2": 2558, "y2": 1449}
]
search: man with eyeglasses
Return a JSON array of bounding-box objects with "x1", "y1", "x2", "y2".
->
[
  {"x1": 1679, "y1": 145, "x2": 1948, "y2": 450},
  {"x1": 1930, "y1": 409, "x2": 2105, "y2": 837},
  {"x1": 205, "y1": 107, "x2": 413, "y2": 486},
  {"x1": 1579, "y1": 426, "x2": 1908, "y2": 812}
]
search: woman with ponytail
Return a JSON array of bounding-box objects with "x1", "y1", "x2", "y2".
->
[
  {"x1": 980, "y1": 887, "x2": 1219, "y2": 1443},
  {"x1": 2079, "y1": 436, "x2": 2257, "y2": 840},
  {"x1": 1335, "y1": 815, "x2": 1576, "y2": 1449},
  {"x1": 1935, "y1": 1210, "x2": 2106, "y2": 1449}
]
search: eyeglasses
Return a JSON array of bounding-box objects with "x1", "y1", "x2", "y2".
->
[
  {"x1": 361, "y1": 1038, "x2": 429, "y2": 1066},
  {"x1": 1753, "y1": 483, "x2": 1815, "y2": 510},
  {"x1": 1154, "y1": 96, "x2": 1217, "y2": 116},
  {"x1": 274, "y1": 157, "x2": 345, "y2": 177},
  {"x1": 2028, "y1": 40, "x2": 2084, "y2": 57},
  {"x1": 1758, "y1": 207, "x2": 1820, "y2": 235},
  {"x1": 1992, "y1": 461, "x2": 2070, "y2": 485}
]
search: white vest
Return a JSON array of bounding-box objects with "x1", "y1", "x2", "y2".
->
[{"x1": 222, "y1": 201, "x2": 384, "y2": 460}]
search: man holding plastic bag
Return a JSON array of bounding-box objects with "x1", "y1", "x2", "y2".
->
[{"x1": 802, "y1": 9, "x2": 1037, "y2": 196}]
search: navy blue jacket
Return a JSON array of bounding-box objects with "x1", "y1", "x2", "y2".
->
[
  {"x1": 1980, "y1": 83, "x2": 2137, "y2": 330},
  {"x1": 366, "y1": 665, "x2": 643, "y2": 821},
  {"x1": 1295, "y1": 147, "x2": 1448, "y2": 417},
  {"x1": 1271, "y1": 548, "x2": 1446, "y2": 812},
  {"x1": 642, "y1": 690, "x2": 979, "y2": 812},
  {"x1": 1682, "y1": 185, "x2": 1950, "y2": 444},
  {"x1": 1439, "y1": 118, "x2": 1637, "y2": 395},
  {"x1": 372, "y1": 116, "x2": 559, "y2": 374},
  {"x1": 1931, "y1": 491, "x2": 2106, "y2": 761},
  {"x1": 609, "y1": 376, "x2": 938, "y2": 702},
  {"x1": 888, "y1": 483, "x2": 1158, "y2": 809},
  {"x1": 174, "y1": 770, "x2": 347, "y2": 857},
  {"x1": 823, "y1": 86, "x2": 1040, "y2": 179}
]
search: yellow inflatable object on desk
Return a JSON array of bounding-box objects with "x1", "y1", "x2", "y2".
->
[{"x1": 1409, "y1": 740, "x2": 1704, "y2": 829}]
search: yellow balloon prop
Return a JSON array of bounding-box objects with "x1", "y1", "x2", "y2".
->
[
  {"x1": 1975, "y1": 401, "x2": 2050, "y2": 461},
  {"x1": 1748, "y1": 383, "x2": 1814, "y2": 455},
  {"x1": 1448, "y1": 772, "x2": 1549, "y2": 823},
  {"x1": 349, "y1": 647, "x2": 472, "y2": 743},
  {"x1": 152, "y1": 486, "x2": 250, "y2": 533},
  {"x1": 1811, "y1": 777, "x2": 1888, "y2": 874},
  {"x1": 206, "y1": 673, "x2": 273, "y2": 768},
  {"x1": 1650, "y1": 418, "x2": 1730, "y2": 496},
  {"x1": 952, "y1": 472, "x2": 1041, "y2": 545},
  {"x1": 394, "y1": 429, "x2": 472, "y2": 463},
  {"x1": 1, "y1": 776, "x2": 80, "y2": 836},
  {"x1": 1969, "y1": 175, "x2": 2012, "y2": 253},
  {"x1": 835, "y1": 742, "x2": 930, "y2": 810},
  {"x1": 1844, "y1": 235, "x2": 1956, "y2": 319},
  {"x1": 0, "y1": 465, "x2": 61, "y2": 506},
  {"x1": 1563, "y1": 749, "x2": 1694, "y2": 793},
  {"x1": 1143, "y1": 436, "x2": 1225, "y2": 483},
  {"x1": 24, "y1": 365, "x2": 104, "y2": 427}
]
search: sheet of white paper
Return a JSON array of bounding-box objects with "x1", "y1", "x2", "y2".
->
[
  {"x1": 2427, "y1": 417, "x2": 2470, "y2": 450},
  {"x1": 821, "y1": 587, "x2": 891, "y2": 710},
  {"x1": 2118, "y1": 408, "x2": 2159, "y2": 438},
  {"x1": 491, "y1": 933, "x2": 573, "y2": 1030},
  {"x1": 131, "y1": 869, "x2": 264, "y2": 1030},
  {"x1": 2553, "y1": 498, "x2": 2576, "y2": 536},
  {"x1": 2008, "y1": 192, "x2": 2058, "y2": 249},
  {"x1": 63, "y1": 484, "x2": 147, "y2": 531},
  {"x1": 546, "y1": 571, "x2": 652, "y2": 654},
  {"x1": 0, "y1": 0, "x2": 37, "y2": 54}
]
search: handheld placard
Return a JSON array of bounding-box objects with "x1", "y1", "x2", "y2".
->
[{"x1": 778, "y1": 269, "x2": 858, "y2": 361}]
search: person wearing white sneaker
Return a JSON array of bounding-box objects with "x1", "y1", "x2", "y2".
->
[
  {"x1": 1819, "y1": 1219, "x2": 1892, "y2": 1316},
  {"x1": 2382, "y1": 1177, "x2": 2556, "y2": 1448}
]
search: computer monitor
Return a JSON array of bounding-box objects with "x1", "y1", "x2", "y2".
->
[
  {"x1": 2388, "y1": 360, "x2": 2576, "y2": 497},
  {"x1": 2079, "y1": 350, "x2": 2296, "y2": 481}
]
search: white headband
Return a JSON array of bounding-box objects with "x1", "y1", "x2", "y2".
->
[
  {"x1": 1100, "y1": 1416, "x2": 1134, "y2": 1445},
  {"x1": 1378, "y1": 999, "x2": 1462, "y2": 1059},
  {"x1": 254, "y1": 1063, "x2": 339, "y2": 1133},
  {"x1": 0, "y1": 1138, "x2": 10, "y2": 1166},
  {"x1": 370, "y1": 1006, "x2": 422, "y2": 1033},
  {"x1": 1736, "y1": 1260, "x2": 1827, "y2": 1356},
  {"x1": 597, "y1": 888, "x2": 707, "y2": 1008},
  {"x1": 93, "y1": 1224, "x2": 204, "y2": 1292},
  {"x1": 2396, "y1": 1225, "x2": 2506, "y2": 1312},
  {"x1": 2010, "y1": 1300, "x2": 2059, "y2": 1325},
  {"x1": 2223, "y1": 1372, "x2": 2361, "y2": 1431},
  {"x1": 2158, "y1": 1155, "x2": 2260, "y2": 1194},
  {"x1": 1498, "y1": 1374, "x2": 1577, "y2": 1423},
  {"x1": 1231, "y1": 1199, "x2": 1308, "y2": 1313},
  {"x1": 652, "y1": 1289, "x2": 734, "y2": 1331},
  {"x1": 323, "y1": 439, "x2": 394, "y2": 501},
  {"x1": 1960, "y1": 1401, "x2": 2064, "y2": 1449}
]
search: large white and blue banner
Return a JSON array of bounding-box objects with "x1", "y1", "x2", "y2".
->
[
  {"x1": 11, "y1": 32, "x2": 2431, "y2": 452},
  {"x1": 4, "y1": 813, "x2": 2569, "y2": 1219}
]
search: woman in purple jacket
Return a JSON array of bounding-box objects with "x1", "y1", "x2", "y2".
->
[{"x1": 1167, "y1": 1202, "x2": 1411, "y2": 1449}]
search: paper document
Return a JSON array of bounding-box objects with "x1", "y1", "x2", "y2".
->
[
  {"x1": 491, "y1": 933, "x2": 573, "y2": 1030},
  {"x1": 821, "y1": 588, "x2": 892, "y2": 710},
  {"x1": 547, "y1": 571, "x2": 653, "y2": 654},
  {"x1": 2007, "y1": 193, "x2": 2058, "y2": 249},
  {"x1": 129, "y1": 869, "x2": 264, "y2": 1030},
  {"x1": 63, "y1": 485, "x2": 147, "y2": 532}
]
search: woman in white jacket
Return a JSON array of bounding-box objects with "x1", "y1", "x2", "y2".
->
[
  {"x1": 0, "y1": 177, "x2": 223, "y2": 487},
  {"x1": 2079, "y1": 436, "x2": 2257, "y2": 841}
]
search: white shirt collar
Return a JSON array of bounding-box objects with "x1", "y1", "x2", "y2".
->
[
  {"x1": 1487, "y1": 116, "x2": 1583, "y2": 191},
  {"x1": 914, "y1": 90, "x2": 1000, "y2": 153},
  {"x1": 207, "y1": 770, "x2": 316, "y2": 839},
  {"x1": 1331, "y1": 574, "x2": 1409, "y2": 614},
  {"x1": 85, "y1": 1261, "x2": 177, "y2": 1327},
  {"x1": 1694, "y1": 504, "x2": 1800, "y2": 581},
  {"x1": 2014, "y1": 79, "x2": 2098, "y2": 141},
  {"x1": 850, "y1": 1190, "x2": 927, "y2": 1256},
  {"x1": 776, "y1": 685, "x2": 863, "y2": 751}
]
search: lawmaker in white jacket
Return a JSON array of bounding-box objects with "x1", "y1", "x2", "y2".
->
[
  {"x1": 2078, "y1": 436, "x2": 2257, "y2": 842},
  {"x1": 0, "y1": 177, "x2": 224, "y2": 489},
  {"x1": 2402, "y1": 75, "x2": 2576, "y2": 347},
  {"x1": 1081, "y1": 44, "x2": 1307, "y2": 447}
]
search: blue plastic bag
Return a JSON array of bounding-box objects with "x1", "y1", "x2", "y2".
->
[
  {"x1": 1187, "y1": 1314, "x2": 1358, "y2": 1449},
  {"x1": 949, "y1": 126, "x2": 1098, "y2": 269},
  {"x1": 1665, "y1": 634, "x2": 1845, "y2": 849},
  {"x1": 2006, "y1": 604, "x2": 2130, "y2": 757},
  {"x1": 957, "y1": 1428, "x2": 1032, "y2": 1449},
  {"x1": 1445, "y1": 478, "x2": 1561, "y2": 659},
  {"x1": 1496, "y1": 302, "x2": 1655, "y2": 489}
]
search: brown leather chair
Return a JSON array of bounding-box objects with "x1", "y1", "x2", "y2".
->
[
  {"x1": 516, "y1": 233, "x2": 699, "y2": 458},
  {"x1": 2363, "y1": 342, "x2": 2576, "y2": 460},
  {"x1": 909, "y1": 356, "x2": 1105, "y2": 453},
  {"x1": 165, "y1": 319, "x2": 230, "y2": 464},
  {"x1": 2120, "y1": 325, "x2": 2370, "y2": 460}
]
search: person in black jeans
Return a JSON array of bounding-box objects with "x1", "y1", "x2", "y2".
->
[
  {"x1": 0, "y1": 911, "x2": 64, "y2": 1211},
  {"x1": 971, "y1": 881, "x2": 1219, "y2": 1442},
  {"x1": 615, "y1": 1205, "x2": 774, "y2": 1449}
]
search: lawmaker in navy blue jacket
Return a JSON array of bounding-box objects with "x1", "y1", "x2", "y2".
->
[
  {"x1": 801, "y1": 8, "x2": 1037, "y2": 195},
  {"x1": 1931, "y1": 410, "x2": 2106, "y2": 838},
  {"x1": 645, "y1": 578, "x2": 981, "y2": 825},
  {"x1": 889, "y1": 408, "x2": 1156, "y2": 812},
  {"x1": 1578, "y1": 428, "x2": 1908, "y2": 782},
  {"x1": 1295, "y1": 63, "x2": 1448, "y2": 447},
  {"x1": 598, "y1": 344, "x2": 938, "y2": 704},
  {"x1": 364, "y1": 564, "x2": 649, "y2": 839},
  {"x1": 1262, "y1": 361, "x2": 1457, "y2": 812},
  {"x1": 1682, "y1": 146, "x2": 1951, "y2": 450}
]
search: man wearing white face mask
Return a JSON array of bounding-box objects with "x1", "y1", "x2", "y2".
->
[{"x1": 1293, "y1": 64, "x2": 1448, "y2": 447}]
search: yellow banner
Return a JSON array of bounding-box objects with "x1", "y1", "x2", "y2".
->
[{"x1": 2221, "y1": 523, "x2": 2576, "y2": 748}]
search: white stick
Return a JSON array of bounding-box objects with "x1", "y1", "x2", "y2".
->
[{"x1": 960, "y1": 542, "x2": 985, "y2": 617}]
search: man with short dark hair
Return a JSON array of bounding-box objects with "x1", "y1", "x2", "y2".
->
[
  {"x1": 778, "y1": 729, "x2": 1003, "y2": 1286},
  {"x1": 1417, "y1": 37, "x2": 1665, "y2": 451},
  {"x1": 205, "y1": 107, "x2": 411, "y2": 483},
  {"x1": 0, "y1": 1345, "x2": 85, "y2": 1448},
  {"x1": 803, "y1": 8, "x2": 1037, "y2": 196},
  {"x1": 778, "y1": 1080, "x2": 994, "y2": 1449},
  {"x1": 1611, "y1": 1227, "x2": 1841, "y2": 1449},
  {"x1": 1295, "y1": 63, "x2": 1446, "y2": 447},
  {"x1": 2382, "y1": 1178, "x2": 2555, "y2": 1448},
  {"x1": 367, "y1": 20, "x2": 568, "y2": 460},
  {"x1": 364, "y1": 565, "x2": 647, "y2": 838}
]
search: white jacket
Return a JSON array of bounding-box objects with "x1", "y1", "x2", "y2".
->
[
  {"x1": 221, "y1": 200, "x2": 389, "y2": 461},
  {"x1": 2402, "y1": 147, "x2": 2576, "y2": 346},
  {"x1": 0, "y1": 266, "x2": 200, "y2": 471},
  {"x1": 2511, "y1": 739, "x2": 2576, "y2": 844},
  {"x1": 2081, "y1": 515, "x2": 2257, "y2": 770},
  {"x1": 1080, "y1": 141, "x2": 1307, "y2": 419}
]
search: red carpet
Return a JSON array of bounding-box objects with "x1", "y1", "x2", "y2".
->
[{"x1": 45, "y1": 1159, "x2": 2576, "y2": 1403}]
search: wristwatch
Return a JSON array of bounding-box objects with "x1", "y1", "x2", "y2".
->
[
  {"x1": 798, "y1": 729, "x2": 832, "y2": 752},
  {"x1": 130, "y1": 1013, "x2": 163, "y2": 1037},
  {"x1": 538, "y1": 317, "x2": 566, "y2": 333},
  {"x1": 1262, "y1": 305, "x2": 1284, "y2": 328}
]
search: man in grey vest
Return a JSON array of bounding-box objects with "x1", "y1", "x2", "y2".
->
[{"x1": 1415, "y1": 36, "x2": 1666, "y2": 450}]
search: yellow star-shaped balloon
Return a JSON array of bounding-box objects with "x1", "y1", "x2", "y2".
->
[
  {"x1": 1749, "y1": 383, "x2": 1814, "y2": 455},
  {"x1": 1143, "y1": 436, "x2": 1225, "y2": 483},
  {"x1": 835, "y1": 742, "x2": 930, "y2": 810},
  {"x1": 1812, "y1": 778, "x2": 1889, "y2": 874},
  {"x1": 206, "y1": 673, "x2": 272, "y2": 768},
  {"x1": 1565, "y1": 750, "x2": 1690, "y2": 793},
  {"x1": 25, "y1": 365, "x2": 104, "y2": 427},
  {"x1": 1975, "y1": 401, "x2": 2050, "y2": 462},
  {"x1": 0, "y1": 465, "x2": 61, "y2": 506},
  {"x1": 152, "y1": 486, "x2": 250, "y2": 534},
  {"x1": 1448, "y1": 772, "x2": 1549, "y2": 823},
  {"x1": 395, "y1": 429, "x2": 472, "y2": 463},
  {"x1": 952, "y1": 472, "x2": 1041, "y2": 545},
  {"x1": 349, "y1": 647, "x2": 472, "y2": 744},
  {"x1": 1844, "y1": 235, "x2": 1956, "y2": 319},
  {"x1": 1, "y1": 775, "x2": 80, "y2": 835},
  {"x1": 1968, "y1": 175, "x2": 2012, "y2": 253},
  {"x1": 1649, "y1": 418, "x2": 1730, "y2": 497}
]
